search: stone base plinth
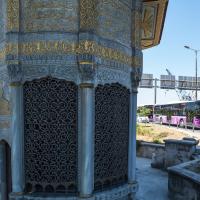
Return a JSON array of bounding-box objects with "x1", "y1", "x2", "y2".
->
[{"x1": 9, "y1": 183, "x2": 138, "y2": 200}]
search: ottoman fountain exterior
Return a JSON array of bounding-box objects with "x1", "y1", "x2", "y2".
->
[{"x1": 0, "y1": 0, "x2": 168, "y2": 199}]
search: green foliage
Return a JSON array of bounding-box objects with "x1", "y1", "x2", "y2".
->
[
  {"x1": 137, "y1": 124, "x2": 167, "y2": 144},
  {"x1": 137, "y1": 124, "x2": 153, "y2": 136},
  {"x1": 137, "y1": 107, "x2": 151, "y2": 117},
  {"x1": 153, "y1": 139, "x2": 162, "y2": 144},
  {"x1": 157, "y1": 132, "x2": 168, "y2": 138}
]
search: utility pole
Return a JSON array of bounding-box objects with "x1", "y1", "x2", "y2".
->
[
  {"x1": 154, "y1": 78, "x2": 158, "y2": 105},
  {"x1": 184, "y1": 46, "x2": 200, "y2": 101}
]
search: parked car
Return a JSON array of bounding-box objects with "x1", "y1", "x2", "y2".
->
[{"x1": 137, "y1": 115, "x2": 149, "y2": 123}]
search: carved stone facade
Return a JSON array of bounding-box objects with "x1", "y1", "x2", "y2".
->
[
  {"x1": 0, "y1": 0, "x2": 168, "y2": 199},
  {"x1": 22, "y1": 0, "x2": 79, "y2": 32}
]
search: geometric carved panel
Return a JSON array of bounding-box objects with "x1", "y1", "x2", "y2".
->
[
  {"x1": 142, "y1": 5, "x2": 157, "y2": 40},
  {"x1": 24, "y1": 77, "x2": 78, "y2": 194},
  {"x1": 95, "y1": 83, "x2": 130, "y2": 191},
  {"x1": 22, "y1": 0, "x2": 79, "y2": 32}
]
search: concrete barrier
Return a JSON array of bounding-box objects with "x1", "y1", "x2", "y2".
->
[{"x1": 136, "y1": 141, "x2": 165, "y2": 159}]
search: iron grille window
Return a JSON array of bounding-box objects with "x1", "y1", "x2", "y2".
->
[
  {"x1": 24, "y1": 77, "x2": 78, "y2": 194},
  {"x1": 95, "y1": 83, "x2": 130, "y2": 191}
]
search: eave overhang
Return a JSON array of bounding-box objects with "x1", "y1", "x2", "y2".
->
[{"x1": 142, "y1": 0, "x2": 168, "y2": 49}]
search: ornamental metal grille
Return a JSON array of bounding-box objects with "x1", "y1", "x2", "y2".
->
[
  {"x1": 95, "y1": 83, "x2": 130, "y2": 191},
  {"x1": 24, "y1": 77, "x2": 78, "y2": 194}
]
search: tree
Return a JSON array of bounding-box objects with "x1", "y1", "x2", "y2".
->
[{"x1": 137, "y1": 106, "x2": 151, "y2": 117}]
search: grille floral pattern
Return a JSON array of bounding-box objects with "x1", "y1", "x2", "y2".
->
[
  {"x1": 24, "y1": 77, "x2": 78, "y2": 194},
  {"x1": 95, "y1": 83, "x2": 130, "y2": 191}
]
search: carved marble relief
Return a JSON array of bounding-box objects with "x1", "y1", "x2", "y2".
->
[
  {"x1": 80, "y1": 0, "x2": 97, "y2": 30},
  {"x1": 132, "y1": 10, "x2": 142, "y2": 49},
  {"x1": 0, "y1": 48, "x2": 5, "y2": 61},
  {"x1": 22, "y1": 0, "x2": 79, "y2": 32},
  {"x1": 142, "y1": 5, "x2": 157, "y2": 39},
  {"x1": 96, "y1": 0, "x2": 131, "y2": 46},
  {"x1": 7, "y1": 0, "x2": 19, "y2": 31},
  {"x1": 0, "y1": 81, "x2": 10, "y2": 116},
  {"x1": 0, "y1": 0, "x2": 6, "y2": 41},
  {"x1": 141, "y1": 0, "x2": 168, "y2": 49}
]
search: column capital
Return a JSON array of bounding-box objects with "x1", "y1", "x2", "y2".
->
[
  {"x1": 131, "y1": 67, "x2": 143, "y2": 92},
  {"x1": 7, "y1": 64, "x2": 22, "y2": 85},
  {"x1": 78, "y1": 58, "x2": 95, "y2": 85}
]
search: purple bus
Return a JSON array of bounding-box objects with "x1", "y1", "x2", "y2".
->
[{"x1": 153, "y1": 101, "x2": 200, "y2": 128}]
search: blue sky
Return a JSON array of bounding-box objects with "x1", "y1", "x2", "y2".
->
[{"x1": 138, "y1": 1, "x2": 200, "y2": 105}]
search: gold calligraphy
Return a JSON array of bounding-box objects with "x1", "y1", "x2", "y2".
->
[{"x1": 0, "y1": 41, "x2": 142, "y2": 67}]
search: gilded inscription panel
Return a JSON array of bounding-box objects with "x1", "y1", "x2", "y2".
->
[
  {"x1": 7, "y1": 0, "x2": 19, "y2": 31},
  {"x1": 3, "y1": 40, "x2": 142, "y2": 67},
  {"x1": 0, "y1": 48, "x2": 5, "y2": 61},
  {"x1": 22, "y1": 0, "x2": 79, "y2": 32},
  {"x1": 96, "y1": 0, "x2": 131, "y2": 46}
]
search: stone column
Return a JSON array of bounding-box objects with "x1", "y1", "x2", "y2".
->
[
  {"x1": 10, "y1": 82, "x2": 24, "y2": 194},
  {"x1": 79, "y1": 62, "x2": 95, "y2": 198},
  {"x1": 129, "y1": 0, "x2": 143, "y2": 186},
  {"x1": 0, "y1": 142, "x2": 6, "y2": 200},
  {"x1": 128, "y1": 88, "x2": 138, "y2": 184},
  {"x1": 128, "y1": 70, "x2": 142, "y2": 184}
]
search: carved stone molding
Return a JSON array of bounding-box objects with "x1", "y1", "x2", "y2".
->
[
  {"x1": 95, "y1": 183, "x2": 138, "y2": 200},
  {"x1": 96, "y1": 66, "x2": 131, "y2": 89},
  {"x1": 9, "y1": 183, "x2": 138, "y2": 200},
  {"x1": 21, "y1": 64, "x2": 79, "y2": 84}
]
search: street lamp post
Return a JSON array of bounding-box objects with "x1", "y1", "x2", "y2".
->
[{"x1": 184, "y1": 46, "x2": 200, "y2": 100}]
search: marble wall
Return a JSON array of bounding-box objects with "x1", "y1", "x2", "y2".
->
[{"x1": 0, "y1": 0, "x2": 143, "y2": 199}]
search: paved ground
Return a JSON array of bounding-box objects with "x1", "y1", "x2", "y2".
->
[{"x1": 136, "y1": 157, "x2": 169, "y2": 200}]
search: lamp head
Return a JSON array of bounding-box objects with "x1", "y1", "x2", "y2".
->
[{"x1": 184, "y1": 45, "x2": 190, "y2": 49}]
